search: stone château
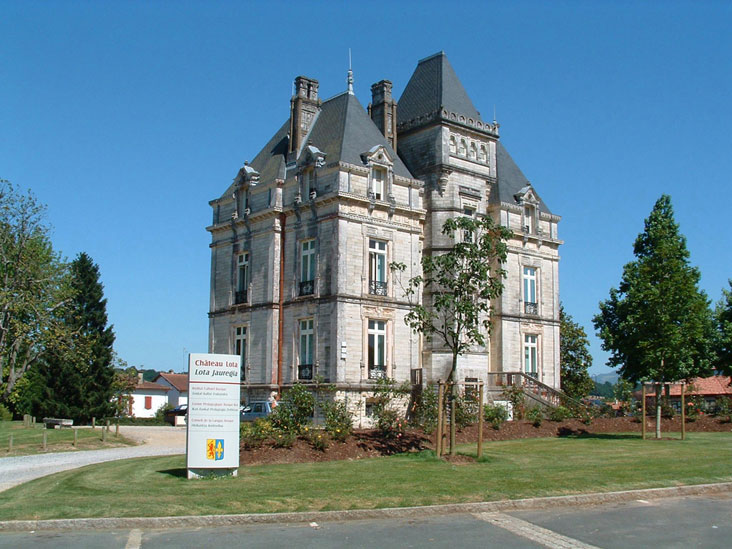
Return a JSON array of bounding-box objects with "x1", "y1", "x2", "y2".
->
[{"x1": 207, "y1": 52, "x2": 562, "y2": 421}]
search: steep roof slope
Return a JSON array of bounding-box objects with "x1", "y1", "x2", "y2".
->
[
  {"x1": 494, "y1": 142, "x2": 553, "y2": 215},
  {"x1": 398, "y1": 51, "x2": 481, "y2": 124},
  {"x1": 306, "y1": 92, "x2": 413, "y2": 179}
]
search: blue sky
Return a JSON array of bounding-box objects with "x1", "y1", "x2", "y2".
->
[{"x1": 2, "y1": 1, "x2": 730, "y2": 376}]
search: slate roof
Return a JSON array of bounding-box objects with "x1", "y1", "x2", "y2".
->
[
  {"x1": 134, "y1": 381, "x2": 170, "y2": 392},
  {"x1": 494, "y1": 142, "x2": 553, "y2": 215},
  {"x1": 305, "y1": 92, "x2": 413, "y2": 179},
  {"x1": 155, "y1": 372, "x2": 189, "y2": 392},
  {"x1": 398, "y1": 52, "x2": 482, "y2": 124},
  {"x1": 240, "y1": 91, "x2": 413, "y2": 188}
]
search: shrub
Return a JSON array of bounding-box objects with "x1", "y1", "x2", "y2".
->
[
  {"x1": 305, "y1": 428, "x2": 328, "y2": 451},
  {"x1": 0, "y1": 403, "x2": 12, "y2": 421},
  {"x1": 154, "y1": 403, "x2": 174, "y2": 421},
  {"x1": 483, "y1": 403, "x2": 508, "y2": 430},
  {"x1": 501, "y1": 385, "x2": 525, "y2": 420},
  {"x1": 526, "y1": 407, "x2": 543, "y2": 427},
  {"x1": 270, "y1": 384, "x2": 315, "y2": 434},
  {"x1": 685, "y1": 396, "x2": 704, "y2": 422},
  {"x1": 454, "y1": 389, "x2": 480, "y2": 429},
  {"x1": 411, "y1": 384, "x2": 439, "y2": 433},
  {"x1": 272, "y1": 430, "x2": 296, "y2": 448},
  {"x1": 549, "y1": 405, "x2": 572, "y2": 422},
  {"x1": 370, "y1": 377, "x2": 409, "y2": 440},
  {"x1": 715, "y1": 397, "x2": 732, "y2": 422},
  {"x1": 240, "y1": 418, "x2": 274, "y2": 449},
  {"x1": 321, "y1": 400, "x2": 353, "y2": 442}
]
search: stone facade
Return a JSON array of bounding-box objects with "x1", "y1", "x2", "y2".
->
[{"x1": 207, "y1": 53, "x2": 562, "y2": 419}]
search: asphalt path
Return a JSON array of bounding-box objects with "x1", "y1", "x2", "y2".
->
[
  {"x1": 0, "y1": 493, "x2": 730, "y2": 548},
  {"x1": 0, "y1": 426, "x2": 186, "y2": 492}
]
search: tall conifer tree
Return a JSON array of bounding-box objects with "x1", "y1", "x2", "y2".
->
[
  {"x1": 32, "y1": 253, "x2": 115, "y2": 422},
  {"x1": 593, "y1": 195, "x2": 713, "y2": 437}
]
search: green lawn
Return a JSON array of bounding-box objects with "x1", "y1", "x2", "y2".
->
[
  {"x1": 1, "y1": 432, "x2": 731, "y2": 521},
  {"x1": 0, "y1": 421, "x2": 134, "y2": 456}
]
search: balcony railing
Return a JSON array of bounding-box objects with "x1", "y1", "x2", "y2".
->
[
  {"x1": 298, "y1": 364, "x2": 313, "y2": 381},
  {"x1": 369, "y1": 280, "x2": 388, "y2": 296},
  {"x1": 524, "y1": 301, "x2": 538, "y2": 315},
  {"x1": 299, "y1": 280, "x2": 314, "y2": 296},
  {"x1": 369, "y1": 365, "x2": 386, "y2": 380},
  {"x1": 235, "y1": 290, "x2": 248, "y2": 305}
]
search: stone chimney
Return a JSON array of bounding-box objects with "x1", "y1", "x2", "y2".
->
[
  {"x1": 368, "y1": 80, "x2": 397, "y2": 152},
  {"x1": 289, "y1": 76, "x2": 321, "y2": 155},
  {"x1": 137, "y1": 372, "x2": 144, "y2": 384}
]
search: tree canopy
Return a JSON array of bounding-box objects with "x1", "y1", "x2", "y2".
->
[
  {"x1": 559, "y1": 305, "x2": 594, "y2": 399},
  {"x1": 30, "y1": 252, "x2": 116, "y2": 422},
  {"x1": 593, "y1": 195, "x2": 713, "y2": 384},
  {"x1": 714, "y1": 280, "x2": 732, "y2": 375},
  {"x1": 1, "y1": 182, "x2": 70, "y2": 402}
]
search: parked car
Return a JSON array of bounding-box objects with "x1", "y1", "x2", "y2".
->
[
  {"x1": 164, "y1": 404, "x2": 187, "y2": 426},
  {"x1": 240, "y1": 401, "x2": 272, "y2": 422}
]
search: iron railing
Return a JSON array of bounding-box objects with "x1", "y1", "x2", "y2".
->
[
  {"x1": 299, "y1": 280, "x2": 314, "y2": 296},
  {"x1": 235, "y1": 290, "x2": 247, "y2": 305},
  {"x1": 524, "y1": 301, "x2": 538, "y2": 315},
  {"x1": 369, "y1": 280, "x2": 388, "y2": 296},
  {"x1": 298, "y1": 364, "x2": 313, "y2": 381}
]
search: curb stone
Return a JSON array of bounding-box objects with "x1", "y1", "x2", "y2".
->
[{"x1": 1, "y1": 481, "x2": 731, "y2": 532}]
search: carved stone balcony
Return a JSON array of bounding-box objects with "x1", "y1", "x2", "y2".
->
[
  {"x1": 369, "y1": 280, "x2": 388, "y2": 296},
  {"x1": 369, "y1": 366, "x2": 386, "y2": 380},
  {"x1": 299, "y1": 280, "x2": 314, "y2": 296},
  {"x1": 298, "y1": 364, "x2": 313, "y2": 381}
]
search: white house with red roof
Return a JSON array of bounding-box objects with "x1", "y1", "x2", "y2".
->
[
  {"x1": 129, "y1": 375, "x2": 170, "y2": 418},
  {"x1": 154, "y1": 371, "x2": 189, "y2": 407}
]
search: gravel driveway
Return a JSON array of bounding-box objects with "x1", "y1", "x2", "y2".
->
[{"x1": 0, "y1": 426, "x2": 186, "y2": 493}]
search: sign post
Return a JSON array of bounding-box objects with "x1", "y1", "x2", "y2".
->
[{"x1": 186, "y1": 353, "x2": 241, "y2": 479}]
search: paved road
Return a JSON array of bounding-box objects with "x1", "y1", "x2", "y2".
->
[
  {"x1": 0, "y1": 426, "x2": 186, "y2": 492},
  {"x1": 1, "y1": 493, "x2": 730, "y2": 548}
]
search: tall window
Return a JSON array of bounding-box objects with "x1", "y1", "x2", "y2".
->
[
  {"x1": 299, "y1": 319, "x2": 314, "y2": 380},
  {"x1": 463, "y1": 207, "x2": 475, "y2": 242},
  {"x1": 239, "y1": 190, "x2": 248, "y2": 214},
  {"x1": 235, "y1": 326, "x2": 247, "y2": 381},
  {"x1": 524, "y1": 334, "x2": 538, "y2": 376},
  {"x1": 369, "y1": 239, "x2": 387, "y2": 295},
  {"x1": 368, "y1": 320, "x2": 386, "y2": 378},
  {"x1": 524, "y1": 205, "x2": 534, "y2": 234},
  {"x1": 300, "y1": 240, "x2": 315, "y2": 296},
  {"x1": 370, "y1": 167, "x2": 385, "y2": 200},
  {"x1": 236, "y1": 252, "x2": 249, "y2": 304},
  {"x1": 523, "y1": 266, "x2": 537, "y2": 314},
  {"x1": 304, "y1": 169, "x2": 315, "y2": 197}
]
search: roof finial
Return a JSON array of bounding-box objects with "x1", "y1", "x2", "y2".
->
[
  {"x1": 493, "y1": 104, "x2": 497, "y2": 125},
  {"x1": 347, "y1": 48, "x2": 354, "y2": 94}
]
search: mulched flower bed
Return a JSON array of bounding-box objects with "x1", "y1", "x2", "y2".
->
[{"x1": 239, "y1": 415, "x2": 732, "y2": 466}]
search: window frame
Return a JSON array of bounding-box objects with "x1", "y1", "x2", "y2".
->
[
  {"x1": 524, "y1": 334, "x2": 538, "y2": 377},
  {"x1": 367, "y1": 319, "x2": 387, "y2": 379},
  {"x1": 298, "y1": 318, "x2": 314, "y2": 380},
  {"x1": 234, "y1": 325, "x2": 247, "y2": 380},
  {"x1": 523, "y1": 266, "x2": 538, "y2": 314},
  {"x1": 299, "y1": 239, "x2": 316, "y2": 296},
  {"x1": 370, "y1": 166, "x2": 386, "y2": 200},
  {"x1": 368, "y1": 239, "x2": 388, "y2": 295}
]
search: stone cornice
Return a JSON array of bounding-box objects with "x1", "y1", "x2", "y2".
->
[{"x1": 397, "y1": 108, "x2": 499, "y2": 137}]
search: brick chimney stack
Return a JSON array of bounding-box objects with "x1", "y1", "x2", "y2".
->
[
  {"x1": 368, "y1": 80, "x2": 397, "y2": 152},
  {"x1": 289, "y1": 76, "x2": 321, "y2": 155}
]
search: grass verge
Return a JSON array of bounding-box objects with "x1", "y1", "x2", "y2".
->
[
  {"x1": 1, "y1": 432, "x2": 731, "y2": 520},
  {"x1": 0, "y1": 421, "x2": 135, "y2": 456}
]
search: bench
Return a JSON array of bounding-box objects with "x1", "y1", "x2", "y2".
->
[{"x1": 43, "y1": 418, "x2": 74, "y2": 429}]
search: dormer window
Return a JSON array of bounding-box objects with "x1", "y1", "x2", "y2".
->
[
  {"x1": 304, "y1": 169, "x2": 315, "y2": 197},
  {"x1": 238, "y1": 189, "x2": 248, "y2": 214},
  {"x1": 371, "y1": 166, "x2": 386, "y2": 200},
  {"x1": 524, "y1": 205, "x2": 535, "y2": 234}
]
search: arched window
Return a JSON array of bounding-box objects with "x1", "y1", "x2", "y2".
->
[
  {"x1": 449, "y1": 136, "x2": 457, "y2": 154},
  {"x1": 479, "y1": 145, "x2": 487, "y2": 163},
  {"x1": 469, "y1": 143, "x2": 477, "y2": 160},
  {"x1": 458, "y1": 139, "x2": 467, "y2": 156}
]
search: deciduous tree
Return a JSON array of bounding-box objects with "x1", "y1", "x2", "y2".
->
[
  {"x1": 0, "y1": 182, "x2": 70, "y2": 402},
  {"x1": 559, "y1": 305, "x2": 594, "y2": 400},
  {"x1": 392, "y1": 215, "x2": 512, "y2": 454},
  {"x1": 714, "y1": 280, "x2": 732, "y2": 375},
  {"x1": 593, "y1": 195, "x2": 714, "y2": 437}
]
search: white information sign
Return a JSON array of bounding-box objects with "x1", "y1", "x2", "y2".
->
[{"x1": 186, "y1": 353, "x2": 241, "y2": 474}]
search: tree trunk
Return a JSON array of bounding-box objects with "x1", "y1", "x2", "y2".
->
[
  {"x1": 655, "y1": 382, "x2": 662, "y2": 439},
  {"x1": 449, "y1": 353, "x2": 458, "y2": 456}
]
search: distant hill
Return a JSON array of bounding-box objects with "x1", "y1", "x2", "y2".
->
[{"x1": 593, "y1": 372, "x2": 619, "y2": 385}]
